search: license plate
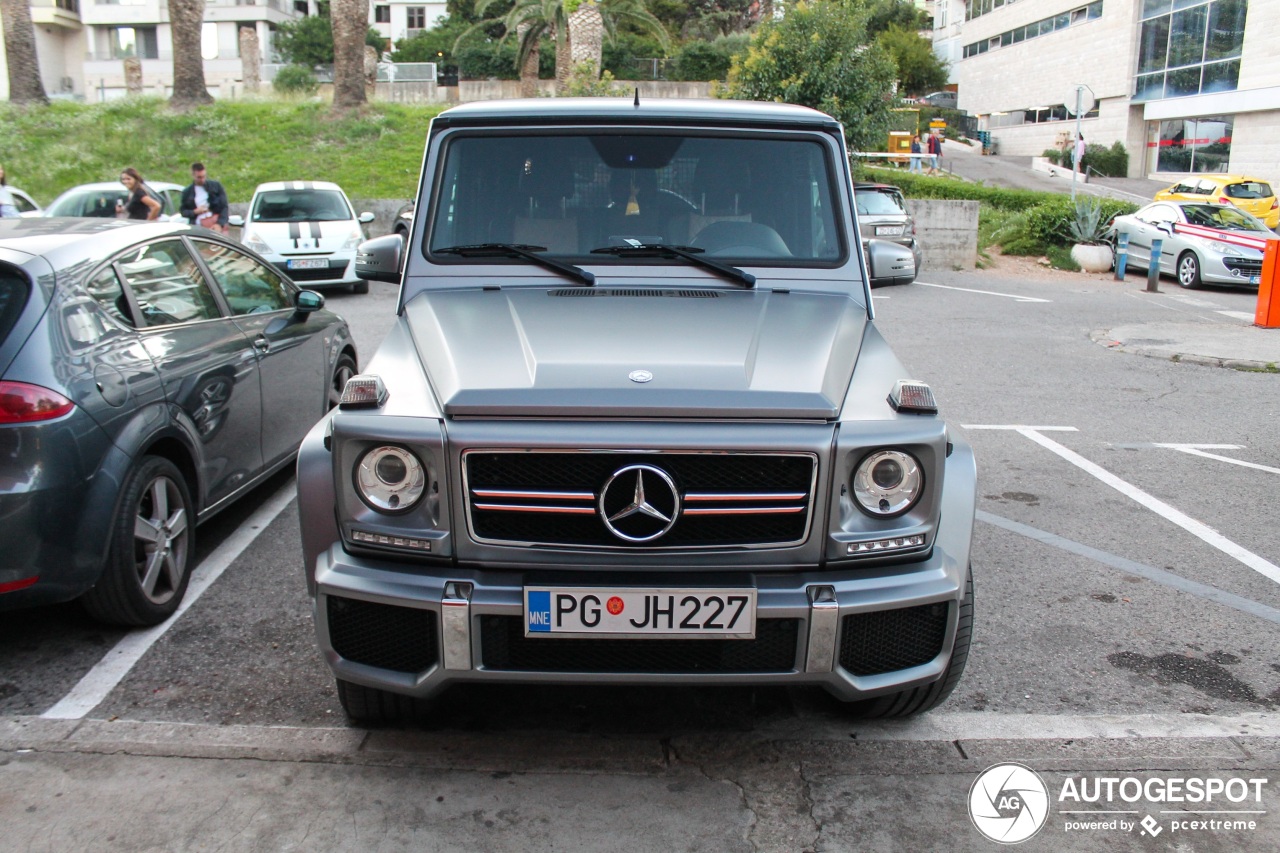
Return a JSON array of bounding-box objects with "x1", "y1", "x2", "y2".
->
[
  {"x1": 1251, "y1": 275, "x2": 1261, "y2": 285},
  {"x1": 524, "y1": 588, "x2": 756, "y2": 638},
  {"x1": 875, "y1": 225, "x2": 903, "y2": 236},
  {"x1": 287, "y1": 258, "x2": 329, "y2": 270}
]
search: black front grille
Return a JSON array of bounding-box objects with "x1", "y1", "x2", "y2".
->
[
  {"x1": 466, "y1": 451, "x2": 814, "y2": 548},
  {"x1": 274, "y1": 260, "x2": 344, "y2": 282},
  {"x1": 328, "y1": 596, "x2": 438, "y2": 673},
  {"x1": 838, "y1": 603, "x2": 950, "y2": 676},
  {"x1": 1223, "y1": 257, "x2": 1263, "y2": 274},
  {"x1": 480, "y1": 616, "x2": 800, "y2": 673}
]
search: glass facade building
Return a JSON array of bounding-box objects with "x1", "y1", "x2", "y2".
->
[{"x1": 1134, "y1": 0, "x2": 1248, "y2": 101}]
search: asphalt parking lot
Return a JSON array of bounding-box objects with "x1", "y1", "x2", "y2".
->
[{"x1": 2, "y1": 264, "x2": 1279, "y2": 851}]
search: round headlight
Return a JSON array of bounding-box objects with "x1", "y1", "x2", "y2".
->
[
  {"x1": 356, "y1": 445, "x2": 426, "y2": 513},
  {"x1": 853, "y1": 450, "x2": 922, "y2": 517}
]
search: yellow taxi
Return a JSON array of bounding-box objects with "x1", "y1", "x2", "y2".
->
[{"x1": 1154, "y1": 175, "x2": 1278, "y2": 229}]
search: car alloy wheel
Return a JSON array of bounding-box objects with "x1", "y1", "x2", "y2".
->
[
  {"x1": 80, "y1": 456, "x2": 194, "y2": 626},
  {"x1": 1177, "y1": 251, "x2": 1202, "y2": 289},
  {"x1": 328, "y1": 354, "x2": 357, "y2": 410}
]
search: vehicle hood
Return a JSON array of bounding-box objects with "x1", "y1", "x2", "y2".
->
[
  {"x1": 403, "y1": 287, "x2": 867, "y2": 419},
  {"x1": 247, "y1": 220, "x2": 359, "y2": 255}
]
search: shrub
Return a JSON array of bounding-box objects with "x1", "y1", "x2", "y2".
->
[
  {"x1": 272, "y1": 65, "x2": 319, "y2": 96},
  {"x1": 1082, "y1": 141, "x2": 1129, "y2": 178},
  {"x1": 1025, "y1": 195, "x2": 1138, "y2": 246},
  {"x1": 667, "y1": 34, "x2": 749, "y2": 82},
  {"x1": 562, "y1": 61, "x2": 623, "y2": 97},
  {"x1": 1042, "y1": 148, "x2": 1063, "y2": 166}
]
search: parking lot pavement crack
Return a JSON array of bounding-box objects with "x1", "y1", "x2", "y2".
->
[
  {"x1": 668, "y1": 736, "x2": 819, "y2": 853},
  {"x1": 667, "y1": 738, "x2": 760, "y2": 852}
]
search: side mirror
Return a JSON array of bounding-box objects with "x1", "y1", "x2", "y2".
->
[
  {"x1": 228, "y1": 214, "x2": 245, "y2": 227},
  {"x1": 355, "y1": 234, "x2": 403, "y2": 284},
  {"x1": 358, "y1": 212, "x2": 376, "y2": 224},
  {"x1": 295, "y1": 290, "x2": 325, "y2": 313},
  {"x1": 865, "y1": 239, "x2": 917, "y2": 288}
]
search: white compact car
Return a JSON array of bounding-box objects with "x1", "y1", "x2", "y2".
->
[{"x1": 233, "y1": 181, "x2": 375, "y2": 293}]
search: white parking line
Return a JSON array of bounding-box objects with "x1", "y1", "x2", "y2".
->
[
  {"x1": 1004, "y1": 428, "x2": 1280, "y2": 586},
  {"x1": 916, "y1": 282, "x2": 1051, "y2": 303},
  {"x1": 1157, "y1": 444, "x2": 1280, "y2": 475},
  {"x1": 1218, "y1": 310, "x2": 1258, "y2": 322},
  {"x1": 42, "y1": 481, "x2": 297, "y2": 721}
]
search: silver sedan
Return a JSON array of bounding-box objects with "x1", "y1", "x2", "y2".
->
[{"x1": 1111, "y1": 201, "x2": 1273, "y2": 289}]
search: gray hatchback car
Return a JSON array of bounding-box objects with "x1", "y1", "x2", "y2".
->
[
  {"x1": 299, "y1": 98, "x2": 976, "y2": 724},
  {"x1": 0, "y1": 219, "x2": 356, "y2": 625}
]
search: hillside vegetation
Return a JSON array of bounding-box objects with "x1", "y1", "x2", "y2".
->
[{"x1": 0, "y1": 98, "x2": 446, "y2": 205}]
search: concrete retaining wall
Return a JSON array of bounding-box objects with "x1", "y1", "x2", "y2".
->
[{"x1": 906, "y1": 199, "x2": 979, "y2": 271}]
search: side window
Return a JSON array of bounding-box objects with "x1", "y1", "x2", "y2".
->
[
  {"x1": 117, "y1": 239, "x2": 222, "y2": 327},
  {"x1": 194, "y1": 240, "x2": 294, "y2": 315},
  {"x1": 85, "y1": 265, "x2": 135, "y2": 327}
]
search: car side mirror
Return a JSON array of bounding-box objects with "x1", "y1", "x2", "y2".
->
[
  {"x1": 295, "y1": 290, "x2": 324, "y2": 313},
  {"x1": 228, "y1": 214, "x2": 245, "y2": 227},
  {"x1": 865, "y1": 238, "x2": 917, "y2": 288},
  {"x1": 358, "y1": 212, "x2": 376, "y2": 224},
  {"x1": 355, "y1": 235, "x2": 403, "y2": 284}
]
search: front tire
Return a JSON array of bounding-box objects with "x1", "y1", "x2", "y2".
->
[
  {"x1": 842, "y1": 570, "x2": 974, "y2": 719},
  {"x1": 336, "y1": 679, "x2": 433, "y2": 725},
  {"x1": 81, "y1": 456, "x2": 194, "y2": 626},
  {"x1": 1177, "y1": 251, "x2": 1202, "y2": 289},
  {"x1": 328, "y1": 353, "x2": 357, "y2": 410}
]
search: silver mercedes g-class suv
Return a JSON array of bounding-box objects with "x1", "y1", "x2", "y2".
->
[{"x1": 297, "y1": 98, "x2": 975, "y2": 723}]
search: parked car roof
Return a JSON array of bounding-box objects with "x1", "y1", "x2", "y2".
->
[{"x1": 0, "y1": 218, "x2": 188, "y2": 268}]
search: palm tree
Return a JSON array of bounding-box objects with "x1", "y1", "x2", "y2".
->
[
  {"x1": 470, "y1": 0, "x2": 570, "y2": 93},
  {"x1": 331, "y1": 0, "x2": 370, "y2": 109},
  {"x1": 571, "y1": 0, "x2": 669, "y2": 83},
  {"x1": 169, "y1": 0, "x2": 214, "y2": 107},
  {"x1": 1, "y1": 0, "x2": 49, "y2": 104}
]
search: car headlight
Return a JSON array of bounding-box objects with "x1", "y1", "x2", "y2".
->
[
  {"x1": 355, "y1": 445, "x2": 426, "y2": 513},
  {"x1": 341, "y1": 228, "x2": 364, "y2": 251},
  {"x1": 852, "y1": 449, "x2": 923, "y2": 517},
  {"x1": 1208, "y1": 240, "x2": 1243, "y2": 256},
  {"x1": 242, "y1": 230, "x2": 272, "y2": 254}
]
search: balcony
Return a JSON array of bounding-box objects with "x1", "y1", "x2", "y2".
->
[{"x1": 30, "y1": 0, "x2": 82, "y2": 28}]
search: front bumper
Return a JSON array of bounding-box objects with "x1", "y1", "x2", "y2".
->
[{"x1": 311, "y1": 470, "x2": 973, "y2": 703}]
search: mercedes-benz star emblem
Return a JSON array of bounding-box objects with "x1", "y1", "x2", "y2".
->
[
  {"x1": 629, "y1": 370, "x2": 653, "y2": 383},
  {"x1": 599, "y1": 464, "x2": 680, "y2": 542}
]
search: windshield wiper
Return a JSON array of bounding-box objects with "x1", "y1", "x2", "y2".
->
[
  {"x1": 590, "y1": 243, "x2": 755, "y2": 288},
  {"x1": 434, "y1": 243, "x2": 594, "y2": 286}
]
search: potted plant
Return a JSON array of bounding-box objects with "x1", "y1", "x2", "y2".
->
[{"x1": 1068, "y1": 197, "x2": 1114, "y2": 273}]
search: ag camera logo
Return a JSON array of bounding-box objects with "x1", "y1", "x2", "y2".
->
[{"x1": 969, "y1": 763, "x2": 1051, "y2": 844}]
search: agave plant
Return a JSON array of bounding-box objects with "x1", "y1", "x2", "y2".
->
[{"x1": 1067, "y1": 196, "x2": 1113, "y2": 246}]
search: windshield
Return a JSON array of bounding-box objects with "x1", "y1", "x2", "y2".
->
[
  {"x1": 1182, "y1": 204, "x2": 1269, "y2": 232},
  {"x1": 427, "y1": 132, "x2": 845, "y2": 264},
  {"x1": 251, "y1": 189, "x2": 352, "y2": 222}
]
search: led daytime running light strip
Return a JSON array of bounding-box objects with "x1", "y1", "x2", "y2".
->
[
  {"x1": 351, "y1": 529, "x2": 432, "y2": 551},
  {"x1": 847, "y1": 534, "x2": 925, "y2": 555}
]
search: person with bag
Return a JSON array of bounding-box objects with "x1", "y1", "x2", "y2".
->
[
  {"x1": 926, "y1": 131, "x2": 943, "y2": 175},
  {"x1": 118, "y1": 167, "x2": 161, "y2": 220},
  {"x1": 0, "y1": 164, "x2": 21, "y2": 218},
  {"x1": 180, "y1": 161, "x2": 229, "y2": 233}
]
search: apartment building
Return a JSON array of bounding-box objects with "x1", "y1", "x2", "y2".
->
[
  {"x1": 0, "y1": 0, "x2": 443, "y2": 101},
  {"x1": 935, "y1": 0, "x2": 1277, "y2": 180}
]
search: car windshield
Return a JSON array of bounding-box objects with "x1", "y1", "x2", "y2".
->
[
  {"x1": 427, "y1": 131, "x2": 844, "y2": 264},
  {"x1": 46, "y1": 189, "x2": 131, "y2": 218},
  {"x1": 856, "y1": 189, "x2": 906, "y2": 216},
  {"x1": 252, "y1": 189, "x2": 352, "y2": 222},
  {"x1": 1181, "y1": 204, "x2": 1269, "y2": 232}
]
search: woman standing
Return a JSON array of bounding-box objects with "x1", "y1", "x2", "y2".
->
[
  {"x1": 0, "y1": 164, "x2": 21, "y2": 218},
  {"x1": 908, "y1": 135, "x2": 923, "y2": 174},
  {"x1": 118, "y1": 168, "x2": 161, "y2": 220}
]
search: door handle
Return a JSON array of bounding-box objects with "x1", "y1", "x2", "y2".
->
[{"x1": 253, "y1": 336, "x2": 271, "y2": 353}]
